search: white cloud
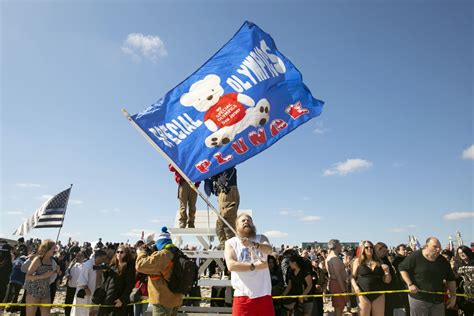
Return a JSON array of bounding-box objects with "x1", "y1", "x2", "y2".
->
[
  {"x1": 279, "y1": 209, "x2": 304, "y2": 217},
  {"x1": 323, "y1": 158, "x2": 373, "y2": 176},
  {"x1": 121, "y1": 229, "x2": 155, "y2": 238},
  {"x1": 69, "y1": 199, "x2": 83, "y2": 205},
  {"x1": 264, "y1": 230, "x2": 289, "y2": 238},
  {"x1": 6, "y1": 211, "x2": 24, "y2": 215},
  {"x1": 151, "y1": 219, "x2": 171, "y2": 224},
  {"x1": 281, "y1": 209, "x2": 321, "y2": 223},
  {"x1": 302, "y1": 196, "x2": 312, "y2": 201},
  {"x1": 16, "y1": 183, "x2": 41, "y2": 188},
  {"x1": 313, "y1": 121, "x2": 328, "y2": 135},
  {"x1": 300, "y1": 215, "x2": 321, "y2": 222},
  {"x1": 387, "y1": 227, "x2": 406, "y2": 233},
  {"x1": 443, "y1": 212, "x2": 474, "y2": 221},
  {"x1": 462, "y1": 145, "x2": 474, "y2": 160},
  {"x1": 388, "y1": 223, "x2": 416, "y2": 233},
  {"x1": 99, "y1": 208, "x2": 120, "y2": 213},
  {"x1": 392, "y1": 162, "x2": 404, "y2": 168},
  {"x1": 121, "y1": 33, "x2": 167, "y2": 63}
]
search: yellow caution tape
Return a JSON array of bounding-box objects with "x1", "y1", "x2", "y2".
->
[
  {"x1": 1, "y1": 289, "x2": 471, "y2": 308},
  {"x1": 273, "y1": 289, "x2": 472, "y2": 299},
  {"x1": 273, "y1": 289, "x2": 410, "y2": 299},
  {"x1": 0, "y1": 303, "x2": 115, "y2": 308}
]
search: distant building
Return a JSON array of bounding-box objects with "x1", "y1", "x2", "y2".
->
[{"x1": 302, "y1": 241, "x2": 359, "y2": 249}]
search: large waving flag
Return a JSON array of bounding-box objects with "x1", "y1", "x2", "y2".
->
[
  {"x1": 13, "y1": 187, "x2": 72, "y2": 236},
  {"x1": 131, "y1": 21, "x2": 324, "y2": 182}
]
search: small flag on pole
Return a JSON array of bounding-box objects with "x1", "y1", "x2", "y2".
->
[
  {"x1": 448, "y1": 236, "x2": 454, "y2": 251},
  {"x1": 13, "y1": 187, "x2": 72, "y2": 236}
]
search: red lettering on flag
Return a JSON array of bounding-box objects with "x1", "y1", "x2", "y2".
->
[
  {"x1": 248, "y1": 128, "x2": 267, "y2": 146},
  {"x1": 285, "y1": 101, "x2": 309, "y2": 119},
  {"x1": 231, "y1": 137, "x2": 249, "y2": 154},
  {"x1": 195, "y1": 160, "x2": 211, "y2": 173},
  {"x1": 214, "y1": 152, "x2": 233, "y2": 165},
  {"x1": 270, "y1": 119, "x2": 288, "y2": 136}
]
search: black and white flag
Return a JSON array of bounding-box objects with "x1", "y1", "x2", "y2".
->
[{"x1": 13, "y1": 187, "x2": 72, "y2": 236}]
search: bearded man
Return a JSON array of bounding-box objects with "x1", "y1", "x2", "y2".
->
[{"x1": 224, "y1": 213, "x2": 274, "y2": 316}]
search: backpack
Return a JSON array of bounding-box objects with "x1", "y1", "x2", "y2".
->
[{"x1": 166, "y1": 247, "x2": 199, "y2": 295}]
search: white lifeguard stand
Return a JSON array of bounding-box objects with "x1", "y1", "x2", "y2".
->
[{"x1": 169, "y1": 208, "x2": 252, "y2": 315}]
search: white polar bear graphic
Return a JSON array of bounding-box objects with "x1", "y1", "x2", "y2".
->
[{"x1": 180, "y1": 74, "x2": 270, "y2": 148}]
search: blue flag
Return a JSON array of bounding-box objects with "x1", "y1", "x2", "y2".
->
[{"x1": 131, "y1": 21, "x2": 324, "y2": 182}]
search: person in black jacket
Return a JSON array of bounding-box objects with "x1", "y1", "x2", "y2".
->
[
  {"x1": 98, "y1": 246, "x2": 135, "y2": 316},
  {"x1": 0, "y1": 244, "x2": 13, "y2": 303},
  {"x1": 268, "y1": 255, "x2": 285, "y2": 316},
  {"x1": 391, "y1": 244, "x2": 409, "y2": 314},
  {"x1": 375, "y1": 242, "x2": 398, "y2": 316}
]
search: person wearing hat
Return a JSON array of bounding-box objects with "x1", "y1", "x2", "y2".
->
[{"x1": 136, "y1": 227, "x2": 182, "y2": 316}]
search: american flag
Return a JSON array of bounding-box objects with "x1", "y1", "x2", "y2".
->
[{"x1": 13, "y1": 187, "x2": 72, "y2": 236}]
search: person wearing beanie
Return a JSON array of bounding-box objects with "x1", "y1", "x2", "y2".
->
[
  {"x1": 136, "y1": 227, "x2": 182, "y2": 316},
  {"x1": 154, "y1": 227, "x2": 174, "y2": 251}
]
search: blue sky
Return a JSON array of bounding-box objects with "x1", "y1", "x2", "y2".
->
[{"x1": 1, "y1": 0, "x2": 472, "y2": 248}]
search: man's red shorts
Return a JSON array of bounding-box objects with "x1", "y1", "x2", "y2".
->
[{"x1": 232, "y1": 295, "x2": 275, "y2": 316}]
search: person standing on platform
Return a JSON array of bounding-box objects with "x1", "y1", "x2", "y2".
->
[
  {"x1": 169, "y1": 164, "x2": 200, "y2": 228},
  {"x1": 211, "y1": 166, "x2": 239, "y2": 249}
]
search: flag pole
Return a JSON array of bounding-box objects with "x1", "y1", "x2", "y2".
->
[
  {"x1": 122, "y1": 109, "x2": 238, "y2": 237},
  {"x1": 55, "y1": 184, "x2": 73, "y2": 244}
]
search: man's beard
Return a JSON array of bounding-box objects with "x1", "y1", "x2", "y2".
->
[{"x1": 238, "y1": 224, "x2": 257, "y2": 238}]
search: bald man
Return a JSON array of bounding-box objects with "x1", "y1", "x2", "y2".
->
[{"x1": 399, "y1": 237, "x2": 456, "y2": 316}]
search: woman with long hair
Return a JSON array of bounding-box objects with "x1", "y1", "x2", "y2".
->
[
  {"x1": 457, "y1": 246, "x2": 474, "y2": 267},
  {"x1": 282, "y1": 254, "x2": 314, "y2": 316},
  {"x1": 351, "y1": 241, "x2": 391, "y2": 316},
  {"x1": 24, "y1": 239, "x2": 58, "y2": 316},
  {"x1": 97, "y1": 245, "x2": 135, "y2": 316},
  {"x1": 268, "y1": 255, "x2": 285, "y2": 316},
  {"x1": 456, "y1": 246, "x2": 474, "y2": 316}
]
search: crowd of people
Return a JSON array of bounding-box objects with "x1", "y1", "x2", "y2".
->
[
  {"x1": 0, "y1": 228, "x2": 473, "y2": 316},
  {"x1": 0, "y1": 168, "x2": 472, "y2": 316}
]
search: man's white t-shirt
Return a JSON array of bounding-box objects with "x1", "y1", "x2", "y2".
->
[{"x1": 226, "y1": 235, "x2": 271, "y2": 299}]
